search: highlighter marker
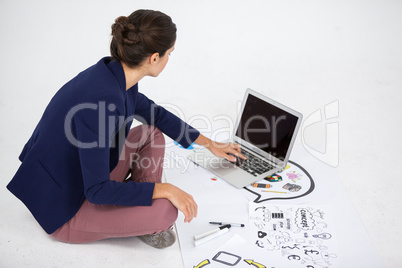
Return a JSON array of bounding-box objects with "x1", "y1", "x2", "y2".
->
[
  {"x1": 194, "y1": 227, "x2": 230, "y2": 247},
  {"x1": 193, "y1": 224, "x2": 231, "y2": 241}
]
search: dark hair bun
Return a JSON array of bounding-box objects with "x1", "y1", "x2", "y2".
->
[
  {"x1": 110, "y1": 10, "x2": 176, "y2": 67},
  {"x1": 111, "y1": 16, "x2": 140, "y2": 45}
]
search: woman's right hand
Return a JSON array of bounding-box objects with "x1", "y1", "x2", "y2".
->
[{"x1": 153, "y1": 183, "x2": 198, "y2": 223}]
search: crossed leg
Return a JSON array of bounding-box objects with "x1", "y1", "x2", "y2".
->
[{"x1": 50, "y1": 125, "x2": 178, "y2": 243}]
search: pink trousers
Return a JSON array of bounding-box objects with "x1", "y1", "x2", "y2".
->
[{"x1": 50, "y1": 125, "x2": 178, "y2": 243}]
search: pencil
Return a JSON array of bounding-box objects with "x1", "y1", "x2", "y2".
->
[{"x1": 261, "y1": 190, "x2": 288, "y2": 194}]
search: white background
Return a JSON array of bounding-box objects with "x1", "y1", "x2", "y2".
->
[{"x1": 1, "y1": 0, "x2": 401, "y2": 267}]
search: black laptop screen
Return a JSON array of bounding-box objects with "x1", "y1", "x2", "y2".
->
[{"x1": 235, "y1": 94, "x2": 299, "y2": 160}]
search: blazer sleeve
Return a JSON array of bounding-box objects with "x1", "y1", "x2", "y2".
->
[
  {"x1": 73, "y1": 105, "x2": 154, "y2": 206},
  {"x1": 134, "y1": 92, "x2": 200, "y2": 148}
]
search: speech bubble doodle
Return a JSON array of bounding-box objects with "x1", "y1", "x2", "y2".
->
[{"x1": 295, "y1": 208, "x2": 316, "y2": 230}]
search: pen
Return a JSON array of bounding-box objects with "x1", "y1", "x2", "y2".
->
[
  {"x1": 209, "y1": 222, "x2": 245, "y2": 227},
  {"x1": 194, "y1": 227, "x2": 230, "y2": 247},
  {"x1": 193, "y1": 224, "x2": 231, "y2": 241},
  {"x1": 190, "y1": 159, "x2": 200, "y2": 167}
]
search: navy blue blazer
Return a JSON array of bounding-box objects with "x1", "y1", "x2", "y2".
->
[{"x1": 7, "y1": 57, "x2": 200, "y2": 234}]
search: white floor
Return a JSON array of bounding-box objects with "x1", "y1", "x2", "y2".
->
[{"x1": 1, "y1": 1, "x2": 401, "y2": 267}]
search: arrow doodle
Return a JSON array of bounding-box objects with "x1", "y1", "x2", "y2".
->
[
  {"x1": 193, "y1": 259, "x2": 210, "y2": 268},
  {"x1": 244, "y1": 259, "x2": 266, "y2": 268}
]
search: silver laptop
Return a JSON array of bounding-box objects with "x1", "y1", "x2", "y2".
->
[{"x1": 188, "y1": 88, "x2": 303, "y2": 188}]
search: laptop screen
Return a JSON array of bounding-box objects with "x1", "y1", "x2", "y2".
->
[{"x1": 235, "y1": 94, "x2": 299, "y2": 161}]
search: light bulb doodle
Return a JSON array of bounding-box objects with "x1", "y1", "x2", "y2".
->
[
  {"x1": 318, "y1": 245, "x2": 328, "y2": 251},
  {"x1": 322, "y1": 252, "x2": 337, "y2": 260},
  {"x1": 312, "y1": 233, "x2": 332, "y2": 240}
]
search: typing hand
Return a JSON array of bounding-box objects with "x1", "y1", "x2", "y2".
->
[
  {"x1": 208, "y1": 141, "x2": 247, "y2": 162},
  {"x1": 193, "y1": 134, "x2": 246, "y2": 162}
]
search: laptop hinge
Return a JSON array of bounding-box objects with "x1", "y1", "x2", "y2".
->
[{"x1": 235, "y1": 141, "x2": 278, "y2": 167}]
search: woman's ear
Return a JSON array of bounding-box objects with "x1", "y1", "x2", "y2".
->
[{"x1": 149, "y1": 52, "x2": 160, "y2": 65}]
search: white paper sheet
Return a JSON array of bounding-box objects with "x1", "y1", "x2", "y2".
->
[
  {"x1": 164, "y1": 143, "x2": 383, "y2": 268},
  {"x1": 248, "y1": 202, "x2": 339, "y2": 267}
]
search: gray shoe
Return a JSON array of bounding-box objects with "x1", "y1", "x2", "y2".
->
[{"x1": 138, "y1": 229, "x2": 176, "y2": 249}]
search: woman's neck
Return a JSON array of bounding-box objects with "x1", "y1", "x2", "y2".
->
[{"x1": 121, "y1": 62, "x2": 147, "y2": 90}]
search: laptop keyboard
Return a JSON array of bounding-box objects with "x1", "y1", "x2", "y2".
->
[{"x1": 230, "y1": 150, "x2": 274, "y2": 177}]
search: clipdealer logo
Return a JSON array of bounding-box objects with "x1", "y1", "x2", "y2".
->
[
  {"x1": 301, "y1": 100, "x2": 339, "y2": 167},
  {"x1": 63, "y1": 99, "x2": 340, "y2": 168}
]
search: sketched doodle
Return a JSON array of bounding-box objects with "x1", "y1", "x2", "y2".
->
[
  {"x1": 244, "y1": 160, "x2": 315, "y2": 203},
  {"x1": 312, "y1": 233, "x2": 332, "y2": 240},
  {"x1": 193, "y1": 259, "x2": 210, "y2": 268},
  {"x1": 255, "y1": 206, "x2": 266, "y2": 211},
  {"x1": 244, "y1": 259, "x2": 266, "y2": 268},
  {"x1": 304, "y1": 249, "x2": 320, "y2": 256},
  {"x1": 322, "y1": 252, "x2": 338, "y2": 259},
  {"x1": 317, "y1": 221, "x2": 328, "y2": 228},
  {"x1": 258, "y1": 231, "x2": 267, "y2": 238},
  {"x1": 286, "y1": 171, "x2": 302, "y2": 181},
  {"x1": 282, "y1": 244, "x2": 300, "y2": 250},
  {"x1": 288, "y1": 255, "x2": 301, "y2": 261},
  {"x1": 283, "y1": 183, "x2": 302, "y2": 192},
  {"x1": 254, "y1": 222, "x2": 265, "y2": 230},
  {"x1": 212, "y1": 251, "x2": 241, "y2": 266},
  {"x1": 255, "y1": 240, "x2": 264, "y2": 248}
]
